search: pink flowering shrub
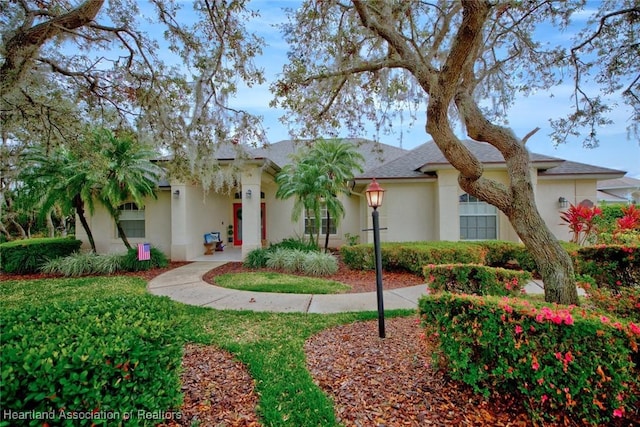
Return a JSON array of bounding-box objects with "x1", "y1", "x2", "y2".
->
[
  {"x1": 579, "y1": 277, "x2": 640, "y2": 323},
  {"x1": 574, "y1": 244, "x2": 639, "y2": 288},
  {"x1": 423, "y1": 263, "x2": 531, "y2": 296},
  {"x1": 419, "y1": 293, "x2": 639, "y2": 425}
]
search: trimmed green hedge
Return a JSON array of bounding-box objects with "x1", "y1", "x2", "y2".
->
[
  {"x1": 340, "y1": 242, "x2": 487, "y2": 274},
  {"x1": 424, "y1": 263, "x2": 531, "y2": 296},
  {"x1": 419, "y1": 293, "x2": 640, "y2": 425},
  {"x1": 1, "y1": 295, "x2": 184, "y2": 426},
  {"x1": 574, "y1": 245, "x2": 639, "y2": 288},
  {"x1": 0, "y1": 238, "x2": 82, "y2": 274}
]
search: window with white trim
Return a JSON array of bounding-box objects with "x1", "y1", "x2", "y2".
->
[
  {"x1": 459, "y1": 194, "x2": 497, "y2": 240},
  {"x1": 304, "y1": 207, "x2": 337, "y2": 235},
  {"x1": 118, "y1": 202, "x2": 145, "y2": 238}
]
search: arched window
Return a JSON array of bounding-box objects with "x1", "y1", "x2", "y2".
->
[
  {"x1": 118, "y1": 202, "x2": 145, "y2": 238},
  {"x1": 459, "y1": 194, "x2": 497, "y2": 240}
]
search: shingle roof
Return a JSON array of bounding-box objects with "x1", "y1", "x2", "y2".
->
[
  {"x1": 356, "y1": 140, "x2": 625, "y2": 180},
  {"x1": 597, "y1": 176, "x2": 640, "y2": 190},
  {"x1": 538, "y1": 160, "x2": 625, "y2": 177},
  {"x1": 251, "y1": 138, "x2": 408, "y2": 170}
]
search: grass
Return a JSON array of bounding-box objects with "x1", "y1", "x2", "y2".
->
[
  {"x1": 213, "y1": 271, "x2": 351, "y2": 294},
  {"x1": 1, "y1": 276, "x2": 414, "y2": 426}
]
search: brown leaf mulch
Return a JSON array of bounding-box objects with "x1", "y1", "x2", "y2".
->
[
  {"x1": 160, "y1": 344, "x2": 260, "y2": 427},
  {"x1": 202, "y1": 260, "x2": 426, "y2": 293},
  {"x1": 305, "y1": 316, "x2": 537, "y2": 427}
]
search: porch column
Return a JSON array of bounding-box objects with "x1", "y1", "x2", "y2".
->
[
  {"x1": 170, "y1": 183, "x2": 188, "y2": 261},
  {"x1": 436, "y1": 170, "x2": 460, "y2": 241},
  {"x1": 241, "y1": 167, "x2": 261, "y2": 259}
]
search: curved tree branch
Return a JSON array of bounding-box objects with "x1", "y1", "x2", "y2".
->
[{"x1": 1, "y1": 0, "x2": 105, "y2": 96}]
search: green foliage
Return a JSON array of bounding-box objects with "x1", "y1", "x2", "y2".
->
[
  {"x1": 243, "y1": 247, "x2": 270, "y2": 268},
  {"x1": 1, "y1": 295, "x2": 184, "y2": 426},
  {"x1": 574, "y1": 245, "x2": 639, "y2": 288},
  {"x1": 270, "y1": 236, "x2": 318, "y2": 252},
  {"x1": 424, "y1": 264, "x2": 531, "y2": 296},
  {"x1": 265, "y1": 248, "x2": 290, "y2": 270},
  {"x1": 265, "y1": 248, "x2": 338, "y2": 276},
  {"x1": 281, "y1": 249, "x2": 308, "y2": 273},
  {"x1": 419, "y1": 293, "x2": 640, "y2": 425},
  {"x1": 0, "y1": 237, "x2": 82, "y2": 274},
  {"x1": 119, "y1": 247, "x2": 168, "y2": 272},
  {"x1": 340, "y1": 242, "x2": 487, "y2": 274},
  {"x1": 343, "y1": 232, "x2": 360, "y2": 246},
  {"x1": 2, "y1": 275, "x2": 411, "y2": 427},
  {"x1": 41, "y1": 252, "x2": 124, "y2": 277},
  {"x1": 302, "y1": 251, "x2": 339, "y2": 276},
  {"x1": 213, "y1": 272, "x2": 348, "y2": 294},
  {"x1": 339, "y1": 243, "x2": 375, "y2": 270}
]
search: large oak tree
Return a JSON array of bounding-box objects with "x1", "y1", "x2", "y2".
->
[{"x1": 272, "y1": 0, "x2": 639, "y2": 305}]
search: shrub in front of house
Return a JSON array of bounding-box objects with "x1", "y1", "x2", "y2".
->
[
  {"x1": 577, "y1": 274, "x2": 640, "y2": 323},
  {"x1": 0, "y1": 237, "x2": 82, "y2": 274},
  {"x1": 340, "y1": 242, "x2": 488, "y2": 274},
  {"x1": 301, "y1": 251, "x2": 338, "y2": 276},
  {"x1": 424, "y1": 263, "x2": 531, "y2": 296},
  {"x1": 119, "y1": 247, "x2": 168, "y2": 272},
  {"x1": 339, "y1": 244, "x2": 375, "y2": 270},
  {"x1": 269, "y1": 236, "x2": 318, "y2": 252},
  {"x1": 243, "y1": 247, "x2": 270, "y2": 268},
  {"x1": 41, "y1": 252, "x2": 121, "y2": 276},
  {"x1": 419, "y1": 293, "x2": 640, "y2": 425},
  {"x1": 1, "y1": 295, "x2": 184, "y2": 423},
  {"x1": 264, "y1": 248, "x2": 338, "y2": 276},
  {"x1": 382, "y1": 242, "x2": 487, "y2": 275},
  {"x1": 573, "y1": 244, "x2": 639, "y2": 288}
]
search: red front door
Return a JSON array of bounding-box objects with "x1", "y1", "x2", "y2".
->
[
  {"x1": 233, "y1": 202, "x2": 266, "y2": 246},
  {"x1": 233, "y1": 203, "x2": 242, "y2": 246}
]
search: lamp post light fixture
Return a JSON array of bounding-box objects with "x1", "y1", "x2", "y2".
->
[
  {"x1": 365, "y1": 178, "x2": 386, "y2": 338},
  {"x1": 246, "y1": 189, "x2": 252, "y2": 199},
  {"x1": 172, "y1": 189, "x2": 180, "y2": 198}
]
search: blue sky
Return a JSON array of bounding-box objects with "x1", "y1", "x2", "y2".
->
[{"x1": 148, "y1": 1, "x2": 640, "y2": 178}]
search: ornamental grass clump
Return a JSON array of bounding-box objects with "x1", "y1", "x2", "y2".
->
[
  {"x1": 419, "y1": 293, "x2": 640, "y2": 425},
  {"x1": 301, "y1": 251, "x2": 338, "y2": 276}
]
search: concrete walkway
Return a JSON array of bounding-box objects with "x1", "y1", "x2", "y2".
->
[{"x1": 148, "y1": 262, "x2": 548, "y2": 313}]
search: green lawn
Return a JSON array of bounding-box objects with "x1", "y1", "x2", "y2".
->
[
  {"x1": 213, "y1": 271, "x2": 351, "y2": 294},
  {"x1": 1, "y1": 276, "x2": 413, "y2": 427}
]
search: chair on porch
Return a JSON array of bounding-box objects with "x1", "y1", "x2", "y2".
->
[{"x1": 204, "y1": 232, "x2": 224, "y2": 255}]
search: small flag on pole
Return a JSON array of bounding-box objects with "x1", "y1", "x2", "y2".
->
[{"x1": 137, "y1": 243, "x2": 151, "y2": 261}]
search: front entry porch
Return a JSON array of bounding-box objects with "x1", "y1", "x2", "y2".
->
[{"x1": 191, "y1": 246, "x2": 243, "y2": 262}]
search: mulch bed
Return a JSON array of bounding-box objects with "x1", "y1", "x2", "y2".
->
[{"x1": 202, "y1": 260, "x2": 426, "y2": 293}]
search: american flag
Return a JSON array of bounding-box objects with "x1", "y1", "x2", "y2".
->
[{"x1": 137, "y1": 243, "x2": 151, "y2": 261}]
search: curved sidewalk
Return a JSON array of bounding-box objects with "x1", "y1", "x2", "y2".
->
[{"x1": 147, "y1": 262, "x2": 429, "y2": 313}]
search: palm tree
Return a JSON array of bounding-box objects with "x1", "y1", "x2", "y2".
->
[
  {"x1": 275, "y1": 139, "x2": 364, "y2": 251},
  {"x1": 276, "y1": 162, "x2": 328, "y2": 247},
  {"x1": 304, "y1": 139, "x2": 364, "y2": 252},
  {"x1": 19, "y1": 145, "x2": 101, "y2": 251},
  {"x1": 93, "y1": 129, "x2": 162, "y2": 250}
]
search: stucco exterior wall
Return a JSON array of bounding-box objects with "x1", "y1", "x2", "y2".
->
[
  {"x1": 76, "y1": 190, "x2": 172, "y2": 255},
  {"x1": 537, "y1": 178, "x2": 598, "y2": 242},
  {"x1": 367, "y1": 181, "x2": 436, "y2": 243}
]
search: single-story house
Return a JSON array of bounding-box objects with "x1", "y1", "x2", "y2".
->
[
  {"x1": 597, "y1": 176, "x2": 640, "y2": 204},
  {"x1": 76, "y1": 139, "x2": 626, "y2": 261}
]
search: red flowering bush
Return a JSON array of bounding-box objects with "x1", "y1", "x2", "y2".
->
[
  {"x1": 423, "y1": 263, "x2": 531, "y2": 296},
  {"x1": 560, "y1": 204, "x2": 602, "y2": 245},
  {"x1": 419, "y1": 293, "x2": 639, "y2": 425}
]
